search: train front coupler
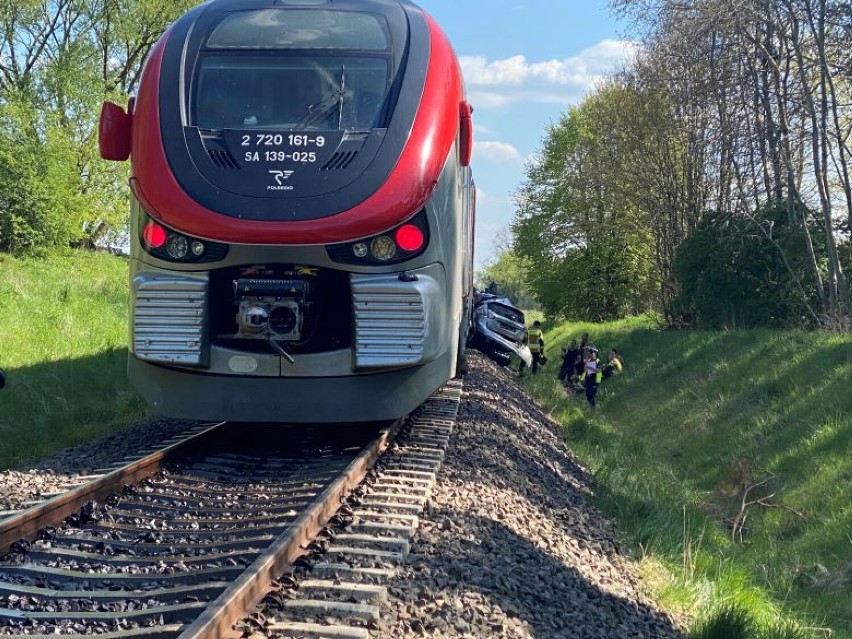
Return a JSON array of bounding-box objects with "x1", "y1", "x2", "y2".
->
[{"x1": 233, "y1": 278, "x2": 309, "y2": 363}]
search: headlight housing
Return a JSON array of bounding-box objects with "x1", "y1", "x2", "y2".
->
[
  {"x1": 138, "y1": 212, "x2": 228, "y2": 263},
  {"x1": 326, "y1": 210, "x2": 429, "y2": 265}
]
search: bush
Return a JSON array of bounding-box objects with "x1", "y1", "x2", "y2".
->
[
  {"x1": 0, "y1": 99, "x2": 89, "y2": 252},
  {"x1": 672, "y1": 202, "x2": 823, "y2": 329}
]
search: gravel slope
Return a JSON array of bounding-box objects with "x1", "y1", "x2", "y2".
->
[{"x1": 375, "y1": 351, "x2": 684, "y2": 638}]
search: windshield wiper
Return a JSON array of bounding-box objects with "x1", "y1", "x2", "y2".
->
[{"x1": 295, "y1": 66, "x2": 345, "y2": 130}]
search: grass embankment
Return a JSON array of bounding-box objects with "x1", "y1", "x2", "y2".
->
[
  {"x1": 0, "y1": 251, "x2": 146, "y2": 469},
  {"x1": 521, "y1": 317, "x2": 851, "y2": 639}
]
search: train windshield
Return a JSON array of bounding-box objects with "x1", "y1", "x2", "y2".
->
[{"x1": 193, "y1": 9, "x2": 393, "y2": 132}]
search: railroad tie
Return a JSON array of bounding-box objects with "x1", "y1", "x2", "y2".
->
[{"x1": 247, "y1": 381, "x2": 462, "y2": 639}]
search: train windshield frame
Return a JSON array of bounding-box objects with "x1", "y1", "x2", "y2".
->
[{"x1": 192, "y1": 9, "x2": 396, "y2": 132}]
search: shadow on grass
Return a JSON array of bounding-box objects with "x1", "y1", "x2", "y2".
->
[{"x1": 0, "y1": 348, "x2": 146, "y2": 469}]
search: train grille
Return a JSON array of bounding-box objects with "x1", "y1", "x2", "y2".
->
[
  {"x1": 353, "y1": 291, "x2": 426, "y2": 367},
  {"x1": 133, "y1": 276, "x2": 207, "y2": 366},
  {"x1": 207, "y1": 148, "x2": 240, "y2": 170},
  {"x1": 320, "y1": 150, "x2": 358, "y2": 170}
]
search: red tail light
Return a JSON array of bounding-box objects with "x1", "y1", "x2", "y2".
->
[
  {"x1": 142, "y1": 221, "x2": 167, "y2": 248},
  {"x1": 395, "y1": 224, "x2": 425, "y2": 251}
]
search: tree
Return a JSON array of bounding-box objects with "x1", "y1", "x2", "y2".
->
[
  {"x1": 672, "y1": 202, "x2": 824, "y2": 327},
  {"x1": 0, "y1": 97, "x2": 85, "y2": 251},
  {"x1": 0, "y1": 0, "x2": 196, "y2": 253},
  {"x1": 611, "y1": 0, "x2": 851, "y2": 327},
  {"x1": 476, "y1": 250, "x2": 539, "y2": 310},
  {"x1": 513, "y1": 82, "x2": 663, "y2": 321}
]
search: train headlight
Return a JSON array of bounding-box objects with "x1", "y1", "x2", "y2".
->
[
  {"x1": 370, "y1": 236, "x2": 397, "y2": 261},
  {"x1": 137, "y1": 211, "x2": 227, "y2": 263},
  {"x1": 166, "y1": 235, "x2": 189, "y2": 259},
  {"x1": 326, "y1": 210, "x2": 430, "y2": 266}
]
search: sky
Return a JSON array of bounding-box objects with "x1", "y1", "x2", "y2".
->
[{"x1": 416, "y1": 0, "x2": 636, "y2": 269}]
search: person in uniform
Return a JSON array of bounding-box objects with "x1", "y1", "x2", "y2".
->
[
  {"x1": 519, "y1": 320, "x2": 545, "y2": 376},
  {"x1": 583, "y1": 347, "x2": 602, "y2": 407}
]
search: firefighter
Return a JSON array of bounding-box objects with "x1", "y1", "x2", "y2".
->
[{"x1": 519, "y1": 320, "x2": 545, "y2": 376}]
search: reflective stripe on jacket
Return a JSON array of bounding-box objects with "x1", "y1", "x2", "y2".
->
[{"x1": 527, "y1": 328, "x2": 543, "y2": 353}]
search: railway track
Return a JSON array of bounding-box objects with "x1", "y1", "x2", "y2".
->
[
  {"x1": 230, "y1": 381, "x2": 462, "y2": 639},
  {"x1": 0, "y1": 380, "x2": 462, "y2": 638},
  {"x1": 0, "y1": 422, "x2": 221, "y2": 548}
]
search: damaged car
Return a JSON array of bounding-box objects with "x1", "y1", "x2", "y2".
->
[{"x1": 469, "y1": 290, "x2": 532, "y2": 368}]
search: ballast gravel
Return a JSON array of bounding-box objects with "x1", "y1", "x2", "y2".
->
[
  {"x1": 0, "y1": 418, "x2": 200, "y2": 514},
  {"x1": 375, "y1": 351, "x2": 684, "y2": 638}
]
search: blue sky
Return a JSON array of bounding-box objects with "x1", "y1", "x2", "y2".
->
[{"x1": 417, "y1": 1, "x2": 635, "y2": 269}]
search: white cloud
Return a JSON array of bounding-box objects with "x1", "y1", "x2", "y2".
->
[
  {"x1": 469, "y1": 88, "x2": 597, "y2": 109},
  {"x1": 474, "y1": 140, "x2": 524, "y2": 164},
  {"x1": 580, "y1": 39, "x2": 642, "y2": 70},
  {"x1": 460, "y1": 39, "x2": 640, "y2": 107},
  {"x1": 467, "y1": 91, "x2": 513, "y2": 109}
]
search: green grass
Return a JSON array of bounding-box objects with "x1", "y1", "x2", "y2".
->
[
  {"x1": 1, "y1": 252, "x2": 849, "y2": 637},
  {"x1": 0, "y1": 250, "x2": 147, "y2": 468},
  {"x1": 522, "y1": 316, "x2": 852, "y2": 639}
]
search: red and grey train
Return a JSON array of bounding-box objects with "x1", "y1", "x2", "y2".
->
[{"x1": 99, "y1": 0, "x2": 475, "y2": 422}]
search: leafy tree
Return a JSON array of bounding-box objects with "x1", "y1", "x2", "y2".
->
[
  {"x1": 476, "y1": 250, "x2": 538, "y2": 310},
  {"x1": 672, "y1": 202, "x2": 824, "y2": 328},
  {"x1": 0, "y1": 97, "x2": 85, "y2": 251},
  {"x1": 513, "y1": 83, "x2": 658, "y2": 321},
  {"x1": 0, "y1": 0, "x2": 195, "y2": 253},
  {"x1": 612, "y1": 0, "x2": 851, "y2": 326},
  {"x1": 512, "y1": 0, "x2": 852, "y2": 329}
]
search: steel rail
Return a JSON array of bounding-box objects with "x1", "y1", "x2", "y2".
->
[
  {"x1": 0, "y1": 422, "x2": 224, "y2": 554},
  {"x1": 176, "y1": 418, "x2": 405, "y2": 639}
]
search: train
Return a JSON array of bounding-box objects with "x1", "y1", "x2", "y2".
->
[{"x1": 98, "y1": 0, "x2": 475, "y2": 423}]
